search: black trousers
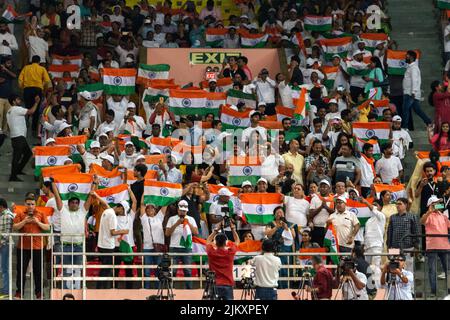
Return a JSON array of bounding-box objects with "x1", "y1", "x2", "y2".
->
[
  {"x1": 311, "y1": 226, "x2": 326, "y2": 247},
  {"x1": 10, "y1": 136, "x2": 32, "y2": 178},
  {"x1": 97, "y1": 247, "x2": 114, "y2": 289},
  {"x1": 23, "y1": 87, "x2": 42, "y2": 133},
  {"x1": 16, "y1": 248, "x2": 43, "y2": 295}
]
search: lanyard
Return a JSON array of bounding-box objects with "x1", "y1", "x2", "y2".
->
[
  {"x1": 444, "y1": 196, "x2": 450, "y2": 208},
  {"x1": 427, "y1": 181, "x2": 435, "y2": 193}
]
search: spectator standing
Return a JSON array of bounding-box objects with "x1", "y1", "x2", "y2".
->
[
  {"x1": 327, "y1": 196, "x2": 360, "y2": 252},
  {"x1": 0, "y1": 198, "x2": 14, "y2": 298},
  {"x1": 0, "y1": 56, "x2": 16, "y2": 148},
  {"x1": 0, "y1": 22, "x2": 18, "y2": 57},
  {"x1": 309, "y1": 180, "x2": 334, "y2": 246},
  {"x1": 253, "y1": 239, "x2": 282, "y2": 300},
  {"x1": 306, "y1": 256, "x2": 333, "y2": 300},
  {"x1": 375, "y1": 142, "x2": 403, "y2": 184},
  {"x1": 380, "y1": 255, "x2": 413, "y2": 300}
]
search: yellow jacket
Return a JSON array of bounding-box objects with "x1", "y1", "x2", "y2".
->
[{"x1": 18, "y1": 63, "x2": 51, "y2": 90}]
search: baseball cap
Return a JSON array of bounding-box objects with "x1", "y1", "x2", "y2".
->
[
  {"x1": 118, "y1": 200, "x2": 130, "y2": 213},
  {"x1": 178, "y1": 200, "x2": 189, "y2": 211},
  {"x1": 63, "y1": 158, "x2": 73, "y2": 164},
  {"x1": 352, "y1": 50, "x2": 364, "y2": 57},
  {"x1": 352, "y1": 22, "x2": 361, "y2": 28},
  {"x1": 332, "y1": 54, "x2": 341, "y2": 60},
  {"x1": 127, "y1": 102, "x2": 136, "y2": 109},
  {"x1": 306, "y1": 57, "x2": 316, "y2": 67},
  {"x1": 249, "y1": 110, "x2": 261, "y2": 118},
  {"x1": 125, "y1": 141, "x2": 134, "y2": 147},
  {"x1": 90, "y1": 141, "x2": 101, "y2": 149},
  {"x1": 257, "y1": 177, "x2": 268, "y2": 184},
  {"x1": 229, "y1": 105, "x2": 238, "y2": 111},
  {"x1": 208, "y1": 78, "x2": 217, "y2": 83},
  {"x1": 241, "y1": 180, "x2": 252, "y2": 188},
  {"x1": 335, "y1": 195, "x2": 347, "y2": 203},
  {"x1": 135, "y1": 154, "x2": 146, "y2": 163},
  {"x1": 100, "y1": 154, "x2": 115, "y2": 164},
  {"x1": 218, "y1": 188, "x2": 234, "y2": 197},
  {"x1": 268, "y1": 8, "x2": 276, "y2": 13},
  {"x1": 99, "y1": 133, "x2": 108, "y2": 139},
  {"x1": 427, "y1": 195, "x2": 442, "y2": 207},
  {"x1": 79, "y1": 91, "x2": 94, "y2": 101},
  {"x1": 319, "y1": 179, "x2": 331, "y2": 187},
  {"x1": 258, "y1": 101, "x2": 267, "y2": 107},
  {"x1": 45, "y1": 138, "x2": 56, "y2": 145},
  {"x1": 289, "y1": 8, "x2": 297, "y2": 13},
  {"x1": 125, "y1": 57, "x2": 134, "y2": 63},
  {"x1": 328, "y1": 99, "x2": 338, "y2": 105},
  {"x1": 392, "y1": 115, "x2": 402, "y2": 122}
]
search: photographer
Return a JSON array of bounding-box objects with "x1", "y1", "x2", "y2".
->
[
  {"x1": 264, "y1": 206, "x2": 295, "y2": 288},
  {"x1": 254, "y1": 239, "x2": 282, "y2": 300},
  {"x1": 209, "y1": 188, "x2": 236, "y2": 239},
  {"x1": 380, "y1": 255, "x2": 413, "y2": 300},
  {"x1": 334, "y1": 257, "x2": 369, "y2": 300},
  {"x1": 304, "y1": 256, "x2": 333, "y2": 300},
  {"x1": 206, "y1": 220, "x2": 240, "y2": 300},
  {"x1": 352, "y1": 245, "x2": 377, "y2": 299}
]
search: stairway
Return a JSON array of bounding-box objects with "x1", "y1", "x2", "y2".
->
[{"x1": 388, "y1": 0, "x2": 442, "y2": 177}]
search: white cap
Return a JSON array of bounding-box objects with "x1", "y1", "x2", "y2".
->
[
  {"x1": 268, "y1": 8, "x2": 276, "y2": 13},
  {"x1": 352, "y1": 50, "x2": 364, "y2": 57},
  {"x1": 328, "y1": 99, "x2": 338, "y2": 104},
  {"x1": 319, "y1": 179, "x2": 331, "y2": 187},
  {"x1": 229, "y1": 105, "x2": 238, "y2": 111},
  {"x1": 241, "y1": 180, "x2": 252, "y2": 188},
  {"x1": 218, "y1": 188, "x2": 234, "y2": 197},
  {"x1": 332, "y1": 115, "x2": 342, "y2": 121},
  {"x1": 95, "y1": 33, "x2": 104, "y2": 39},
  {"x1": 427, "y1": 195, "x2": 441, "y2": 207},
  {"x1": 45, "y1": 138, "x2": 56, "y2": 145},
  {"x1": 125, "y1": 57, "x2": 134, "y2": 63},
  {"x1": 178, "y1": 200, "x2": 189, "y2": 211},
  {"x1": 135, "y1": 154, "x2": 146, "y2": 163},
  {"x1": 281, "y1": 35, "x2": 290, "y2": 41},
  {"x1": 289, "y1": 8, "x2": 297, "y2": 13},
  {"x1": 332, "y1": 54, "x2": 341, "y2": 60},
  {"x1": 257, "y1": 177, "x2": 268, "y2": 184},
  {"x1": 208, "y1": 78, "x2": 217, "y2": 83},
  {"x1": 258, "y1": 101, "x2": 266, "y2": 107},
  {"x1": 90, "y1": 141, "x2": 101, "y2": 149},
  {"x1": 125, "y1": 141, "x2": 134, "y2": 147},
  {"x1": 352, "y1": 22, "x2": 361, "y2": 28},
  {"x1": 99, "y1": 133, "x2": 108, "y2": 139},
  {"x1": 127, "y1": 102, "x2": 136, "y2": 109},
  {"x1": 103, "y1": 126, "x2": 115, "y2": 134},
  {"x1": 79, "y1": 91, "x2": 94, "y2": 101},
  {"x1": 58, "y1": 122, "x2": 72, "y2": 133},
  {"x1": 149, "y1": 145, "x2": 162, "y2": 154},
  {"x1": 335, "y1": 195, "x2": 347, "y2": 203},
  {"x1": 348, "y1": 188, "x2": 359, "y2": 197},
  {"x1": 306, "y1": 57, "x2": 316, "y2": 66},
  {"x1": 240, "y1": 14, "x2": 249, "y2": 19},
  {"x1": 119, "y1": 200, "x2": 130, "y2": 213},
  {"x1": 100, "y1": 154, "x2": 115, "y2": 164},
  {"x1": 392, "y1": 115, "x2": 402, "y2": 122}
]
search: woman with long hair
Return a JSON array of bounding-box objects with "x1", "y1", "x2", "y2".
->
[
  {"x1": 428, "y1": 122, "x2": 450, "y2": 151},
  {"x1": 330, "y1": 132, "x2": 351, "y2": 165},
  {"x1": 364, "y1": 56, "x2": 385, "y2": 100},
  {"x1": 430, "y1": 80, "x2": 450, "y2": 132}
]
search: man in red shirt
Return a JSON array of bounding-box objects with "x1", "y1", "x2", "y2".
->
[
  {"x1": 307, "y1": 255, "x2": 333, "y2": 300},
  {"x1": 206, "y1": 220, "x2": 240, "y2": 300}
]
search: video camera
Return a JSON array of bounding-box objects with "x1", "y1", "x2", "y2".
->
[
  {"x1": 339, "y1": 256, "x2": 356, "y2": 274},
  {"x1": 388, "y1": 257, "x2": 400, "y2": 272},
  {"x1": 220, "y1": 208, "x2": 238, "y2": 229},
  {"x1": 203, "y1": 269, "x2": 216, "y2": 281},
  {"x1": 156, "y1": 253, "x2": 172, "y2": 280}
]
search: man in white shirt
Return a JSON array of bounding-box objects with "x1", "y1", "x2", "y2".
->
[
  {"x1": 254, "y1": 239, "x2": 282, "y2": 300},
  {"x1": 165, "y1": 200, "x2": 199, "y2": 289},
  {"x1": 118, "y1": 102, "x2": 146, "y2": 137},
  {"x1": 78, "y1": 141, "x2": 102, "y2": 172},
  {"x1": 119, "y1": 142, "x2": 140, "y2": 170},
  {"x1": 107, "y1": 95, "x2": 129, "y2": 128},
  {"x1": 309, "y1": 180, "x2": 334, "y2": 246},
  {"x1": 335, "y1": 257, "x2": 369, "y2": 300},
  {"x1": 282, "y1": 9, "x2": 301, "y2": 33},
  {"x1": 158, "y1": 155, "x2": 182, "y2": 183},
  {"x1": 391, "y1": 115, "x2": 412, "y2": 160},
  {"x1": 253, "y1": 69, "x2": 276, "y2": 115},
  {"x1": 375, "y1": 142, "x2": 403, "y2": 184},
  {"x1": 26, "y1": 28, "x2": 49, "y2": 63},
  {"x1": 241, "y1": 111, "x2": 267, "y2": 144},
  {"x1": 380, "y1": 255, "x2": 414, "y2": 300},
  {"x1": 347, "y1": 50, "x2": 368, "y2": 101},
  {"x1": 115, "y1": 42, "x2": 139, "y2": 67},
  {"x1": 208, "y1": 187, "x2": 235, "y2": 237},
  {"x1": 6, "y1": 94, "x2": 40, "y2": 181},
  {"x1": 283, "y1": 183, "x2": 310, "y2": 229},
  {"x1": 401, "y1": 50, "x2": 431, "y2": 129},
  {"x1": 261, "y1": 142, "x2": 285, "y2": 184},
  {"x1": 0, "y1": 22, "x2": 18, "y2": 56},
  {"x1": 327, "y1": 196, "x2": 360, "y2": 252},
  {"x1": 95, "y1": 109, "x2": 118, "y2": 138},
  {"x1": 275, "y1": 73, "x2": 294, "y2": 108}
]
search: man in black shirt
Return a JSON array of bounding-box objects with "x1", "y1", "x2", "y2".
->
[
  {"x1": 0, "y1": 56, "x2": 16, "y2": 148},
  {"x1": 221, "y1": 56, "x2": 248, "y2": 81},
  {"x1": 181, "y1": 182, "x2": 210, "y2": 233},
  {"x1": 289, "y1": 55, "x2": 303, "y2": 86},
  {"x1": 131, "y1": 164, "x2": 147, "y2": 252},
  {"x1": 415, "y1": 161, "x2": 440, "y2": 216}
]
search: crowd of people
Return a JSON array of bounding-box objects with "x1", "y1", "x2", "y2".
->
[{"x1": 0, "y1": 0, "x2": 448, "y2": 301}]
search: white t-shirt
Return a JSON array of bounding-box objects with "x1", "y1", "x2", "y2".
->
[
  {"x1": 254, "y1": 253, "x2": 282, "y2": 288},
  {"x1": 119, "y1": 152, "x2": 139, "y2": 170},
  {"x1": 107, "y1": 97, "x2": 129, "y2": 128},
  {"x1": 278, "y1": 81, "x2": 295, "y2": 109},
  {"x1": 310, "y1": 194, "x2": 332, "y2": 227},
  {"x1": 375, "y1": 156, "x2": 403, "y2": 184},
  {"x1": 166, "y1": 215, "x2": 197, "y2": 249},
  {"x1": 342, "y1": 270, "x2": 369, "y2": 300},
  {"x1": 392, "y1": 129, "x2": 412, "y2": 160},
  {"x1": 284, "y1": 196, "x2": 310, "y2": 227},
  {"x1": 28, "y1": 35, "x2": 48, "y2": 63},
  {"x1": 115, "y1": 210, "x2": 135, "y2": 247},
  {"x1": 78, "y1": 108, "x2": 98, "y2": 131},
  {"x1": 141, "y1": 211, "x2": 165, "y2": 250},
  {"x1": 241, "y1": 126, "x2": 267, "y2": 144},
  {"x1": 82, "y1": 152, "x2": 102, "y2": 173},
  {"x1": 328, "y1": 210, "x2": 360, "y2": 249},
  {"x1": 46, "y1": 197, "x2": 61, "y2": 232},
  {"x1": 6, "y1": 106, "x2": 28, "y2": 138},
  {"x1": 60, "y1": 206, "x2": 87, "y2": 244},
  {"x1": 98, "y1": 209, "x2": 118, "y2": 249}
]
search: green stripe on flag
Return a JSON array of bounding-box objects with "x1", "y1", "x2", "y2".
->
[
  {"x1": 144, "y1": 195, "x2": 180, "y2": 207},
  {"x1": 244, "y1": 214, "x2": 274, "y2": 225},
  {"x1": 139, "y1": 63, "x2": 170, "y2": 72},
  {"x1": 103, "y1": 84, "x2": 135, "y2": 95},
  {"x1": 437, "y1": 0, "x2": 450, "y2": 9},
  {"x1": 387, "y1": 67, "x2": 406, "y2": 76},
  {"x1": 324, "y1": 51, "x2": 348, "y2": 61},
  {"x1": 304, "y1": 24, "x2": 332, "y2": 32},
  {"x1": 77, "y1": 82, "x2": 104, "y2": 93},
  {"x1": 171, "y1": 107, "x2": 218, "y2": 116},
  {"x1": 228, "y1": 175, "x2": 260, "y2": 187},
  {"x1": 144, "y1": 94, "x2": 168, "y2": 103},
  {"x1": 60, "y1": 192, "x2": 90, "y2": 201}
]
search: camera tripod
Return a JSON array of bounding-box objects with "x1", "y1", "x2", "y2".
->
[
  {"x1": 240, "y1": 278, "x2": 256, "y2": 300},
  {"x1": 202, "y1": 273, "x2": 219, "y2": 300},
  {"x1": 334, "y1": 276, "x2": 360, "y2": 300},
  {"x1": 157, "y1": 275, "x2": 174, "y2": 300},
  {"x1": 293, "y1": 269, "x2": 318, "y2": 300},
  {"x1": 384, "y1": 273, "x2": 401, "y2": 300}
]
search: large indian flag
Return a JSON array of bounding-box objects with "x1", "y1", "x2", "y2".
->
[
  {"x1": 48, "y1": 64, "x2": 79, "y2": 78},
  {"x1": 220, "y1": 105, "x2": 251, "y2": 130},
  {"x1": 374, "y1": 184, "x2": 407, "y2": 201},
  {"x1": 77, "y1": 82, "x2": 104, "y2": 101},
  {"x1": 33, "y1": 145, "x2": 71, "y2": 176},
  {"x1": 205, "y1": 92, "x2": 227, "y2": 116},
  {"x1": 41, "y1": 164, "x2": 81, "y2": 181},
  {"x1": 322, "y1": 65, "x2": 339, "y2": 89},
  {"x1": 359, "y1": 33, "x2": 388, "y2": 52},
  {"x1": 89, "y1": 164, "x2": 123, "y2": 189},
  {"x1": 416, "y1": 150, "x2": 450, "y2": 162},
  {"x1": 204, "y1": 184, "x2": 240, "y2": 212},
  {"x1": 52, "y1": 54, "x2": 83, "y2": 67},
  {"x1": 319, "y1": 37, "x2": 352, "y2": 60},
  {"x1": 137, "y1": 64, "x2": 170, "y2": 84},
  {"x1": 228, "y1": 156, "x2": 262, "y2": 186},
  {"x1": 226, "y1": 89, "x2": 256, "y2": 109},
  {"x1": 169, "y1": 89, "x2": 207, "y2": 116},
  {"x1": 386, "y1": 49, "x2": 420, "y2": 76},
  {"x1": 346, "y1": 198, "x2": 374, "y2": 227},
  {"x1": 95, "y1": 184, "x2": 130, "y2": 207},
  {"x1": 145, "y1": 154, "x2": 167, "y2": 171},
  {"x1": 240, "y1": 193, "x2": 282, "y2": 224},
  {"x1": 239, "y1": 30, "x2": 269, "y2": 48},
  {"x1": 323, "y1": 224, "x2": 339, "y2": 264},
  {"x1": 293, "y1": 87, "x2": 309, "y2": 120},
  {"x1": 205, "y1": 28, "x2": 228, "y2": 47},
  {"x1": 142, "y1": 79, "x2": 178, "y2": 103},
  {"x1": 437, "y1": 0, "x2": 450, "y2": 9},
  {"x1": 304, "y1": 15, "x2": 332, "y2": 32},
  {"x1": 352, "y1": 122, "x2": 391, "y2": 141},
  {"x1": 143, "y1": 180, "x2": 182, "y2": 206},
  {"x1": 54, "y1": 135, "x2": 88, "y2": 162},
  {"x1": 53, "y1": 173, "x2": 93, "y2": 202},
  {"x1": 200, "y1": 78, "x2": 233, "y2": 93},
  {"x1": 103, "y1": 68, "x2": 137, "y2": 95}
]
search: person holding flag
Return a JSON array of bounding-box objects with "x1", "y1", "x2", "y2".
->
[{"x1": 165, "y1": 199, "x2": 199, "y2": 289}]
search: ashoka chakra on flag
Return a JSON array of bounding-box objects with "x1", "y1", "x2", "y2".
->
[
  {"x1": 113, "y1": 77, "x2": 122, "y2": 85},
  {"x1": 148, "y1": 71, "x2": 156, "y2": 79},
  {"x1": 107, "y1": 195, "x2": 115, "y2": 203},
  {"x1": 160, "y1": 187, "x2": 169, "y2": 196},
  {"x1": 256, "y1": 205, "x2": 265, "y2": 214},
  {"x1": 99, "y1": 178, "x2": 110, "y2": 187},
  {"x1": 68, "y1": 184, "x2": 78, "y2": 192},
  {"x1": 365, "y1": 129, "x2": 376, "y2": 138},
  {"x1": 349, "y1": 208, "x2": 358, "y2": 214},
  {"x1": 232, "y1": 118, "x2": 242, "y2": 126},
  {"x1": 182, "y1": 98, "x2": 192, "y2": 107},
  {"x1": 47, "y1": 156, "x2": 57, "y2": 165},
  {"x1": 243, "y1": 166, "x2": 253, "y2": 176}
]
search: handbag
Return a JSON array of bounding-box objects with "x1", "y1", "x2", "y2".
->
[{"x1": 149, "y1": 217, "x2": 167, "y2": 253}]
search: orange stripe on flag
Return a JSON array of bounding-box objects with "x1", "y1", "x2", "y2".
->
[
  {"x1": 169, "y1": 89, "x2": 207, "y2": 99},
  {"x1": 229, "y1": 156, "x2": 261, "y2": 166},
  {"x1": 41, "y1": 164, "x2": 81, "y2": 177},
  {"x1": 259, "y1": 120, "x2": 283, "y2": 129},
  {"x1": 94, "y1": 184, "x2": 128, "y2": 197},
  {"x1": 144, "y1": 180, "x2": 182, "y2": 189},
  {"x1": 55, "y1": 135, "x2": 87, "y2": 146},
  {"x1": 52, "y1": 173, "x2": 93, "y2": 184},
  {"x1": 33, "y1": 145, "x2": 71, "y2": 156},
  {"x1": 373, "y1": 184, "x2": 405, "y2": 193},
  {"x1": 145, "y1": 154, "x2": 167, "y2": 165},
  {"x1": 240, "y1": 193, "x2": 283, "y2": 205},
  {"x1": 102, "y1": 68, "x2": 137, "y2": 77}
]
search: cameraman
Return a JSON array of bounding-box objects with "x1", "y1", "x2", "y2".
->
[
  {"x1": 206, "y1": 220, "x2": 240, "y2": 300},
  {"x1": 254, "y1": 239, "x2": 282, "y2": 300},
  {"x1": 209, "y1": 188, "x2": 236, "y2": 239},
  {"x1": 380, "y1": 255, "x2": 413, "y2": 300},
  {"x1": 334, "y1": 257, "x2": 369, "y2": 300},
  {"x1": 304, "y1": 255, "x2": 333, "y2": 300}
]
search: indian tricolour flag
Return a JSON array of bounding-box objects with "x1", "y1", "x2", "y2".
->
[
  {"x1": 322, "y1": 65, "x2": 339, "y2": 89},
  {"x1": 126, "y1": 169, "x2": 158, "y2": 185},
  {"x1": 33, "y1": 145, "x2": 71, "y2": 176},
  {"x1": 89, "y1": 164, "x2": 123, "y2": 189},
  {"x1": 51, "y1": 54, "x2": 83, "y2": 67},
  {"x1": 226, "y1": 89, "x2": 256, "y2": 109},
  {"x1": 205, "y1": 28, "x2": 228, "y2": 47},
  {"x1": 358, "y1": 99, "x2": 390, "y2": 120},
  {"x1": 48, "y1": 64, "x2": 79, "y2": 78},
  {"x1": 220, "y1": 105, "x2": 251, "y2": 130},
  {"x1": 53, "y1": 173, "x2": 93, "y2": 202},
  {"x1": 228, "y1": 156, "x2": 262, "y2": 186},
  {"x1": 293, "y1": 87, "x2": 309, "y2": 120},
  {"x1": 239, "y1": 30, "x2": 269, "y2": 48},
  {"x1": 77, "y1": 82, "x2": 104, "y2": 102},
  {"x1": 356, "y1": 137, "x2": 381, "y2": 157},
  {"x1": 137, "y1": 64, "x2": 170, "y2": 84},
  {"x1": 55, "y1": 135, "x2": 88, "y2": 163},
  {"x1": 200, "y1": 78, "x2": 233, "y2": 93},
  {"x1": 169, "y1": 89, "x2": 207, "y2": 116},
  {"x1": 304, "y1": 15, "x2": 332, "y2": 32},
  {"x1": 416, "y1": 150, "x2": 450, "y2": 162},
  {"x1": 374, "y1": 184, "x2": 407, "y2": 201},
  {"x1": 346, "y1": 198, "x2": 374, "y2": 227},
  {"x1": 205, "y1": 92, "x2": 227, "y2": 116},
  {"x1": 103, "y1": 68, "x2": 137, "y2": 95},
  {"x1": 144, "y1": 180, "x2": 182, "y2": 206},
  {"x1": 324, "y1": 224, "x2": 340, "y2": 264},
  {"x1": 149, "y1": 136, "x2": 180, "y2": 155},
  {"x1": 180, "y1": 220, "x2": 193, "y2": 249},
  {"x1": 386, "y1": 49, "x2": 420, "y2": 76},
  {"x1": 1, "y1": 5, "x2": 31, "y2": 22},
  {"x1": 143, "y1": 79, "x2": 178, "y2": 103},
  {"x1": 353, "y1": 121, "x2": 390, "y2": 142},
  {"x1": 204, "y1": 184, "x2": 240, "y2": 213},
  {"x1": 42, "y1": 164, "x2": 81, "y2": 181},
  {"x1": 240, "y1": 193, "x2": 282, "y2": 224},
  {"x1": 145, "y1": 154, "x2": 167, "y2": 171},
  {"x1": 359, "y1": 33, "x2": 388, "y2": 52},
  {"x1": 319, "y1": 37, "x2": 353, "y2": 61},
  {"x1": 95, "y1": 184, "x2": 130, "y2": 207},
  {"x1": 437, "y1": 0, "x2": 450, "y2": 9}
]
